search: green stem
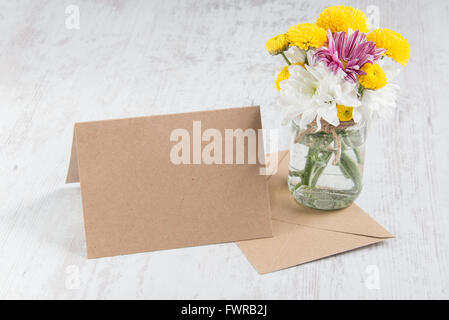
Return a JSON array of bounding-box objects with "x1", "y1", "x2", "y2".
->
[
  {"x1": 298, "y1": 148, "x2": 316, "y2": 187},
  {"x1": 289, "y1": 170, "x2": 303, "y2": 177},
  {"x1": 293, "y1": 135, "x2": 333, "y2": 190},
  {"x1": 281, "y1": 52, "x2": 291, "y2": 65},
  {"x1": 342, "y1": 136, "x2": 352, "y2": 150},
  {"x1": 293, "y1": 141, "x2": 318, "y2": 191},
  {"x1": 310, "y1": 151, "x2": 332, "y2": 188},
  {"x1": 353, "y1": 148, "x2": 363, "y2": 164},
  {"x1": 339, "y1": 151, "x2": 362, "y2": 192}
]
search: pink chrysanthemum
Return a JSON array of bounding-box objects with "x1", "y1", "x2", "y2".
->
[{"x1": 313, "y1": 30, "x2": 386, "y2": 82}]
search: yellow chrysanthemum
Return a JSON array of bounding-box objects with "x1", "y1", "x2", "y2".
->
[
  {"x1": 358, "y1": 63, "x2": 388, "y2": 90},
  {"x1": 266, "y1": 34, "x2": 289, "y2": 55},
  {"x1": 276, "y1": 66, "x2": 290, "y2": 91},
  {"x1": 367, "y1": 28, "x2": 410, "y2": 66},
  {"x1": 337, "y1": 105, "x2": 354, "y2": 122},
  {"x1": 316, "y1": 5, "x2": 369, "y2": 33},
  {"x1": 286, "y1": 23, "x2": 327, "y2": 50},
  {"x1": 275, "y1": 63, "x2": 305, "y2": 91}
]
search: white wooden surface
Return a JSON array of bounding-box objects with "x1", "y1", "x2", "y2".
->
[{"x1": 1, "y1": 0, "x2": 448, "y2": 299}]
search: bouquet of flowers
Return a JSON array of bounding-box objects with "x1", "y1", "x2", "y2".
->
[{"x1": 266, "y1": 5, "x2": 410, "y2": 210}]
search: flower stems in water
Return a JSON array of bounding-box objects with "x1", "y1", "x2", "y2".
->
[
  {"x1": 310, "y1": 151, "x2": 333, "y2": 188},
  {"x1": 292, "y1": 131, "x2": 362, "y2": 192},
  {"x1": 339, "y1": 151, "x2": 362, "y2": 192},
  {"x1": 289, "y1": 125, "x2": 366, "y2": 210}
]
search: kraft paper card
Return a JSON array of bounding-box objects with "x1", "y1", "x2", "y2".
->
[
  {"x1": 237, "y1": 151, "x2": 393, "y2": 274},
  {"x1": 66, "y1": 106, "x2": 272, "y2": 258}
]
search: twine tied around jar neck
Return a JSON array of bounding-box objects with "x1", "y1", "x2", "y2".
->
[{"x1": 294, "y1": 117, "x2": 356, "y2": 166}]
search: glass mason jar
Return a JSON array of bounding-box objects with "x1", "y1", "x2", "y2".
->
[{"x1": 288, "y1": 119, "x2": 367, "y2": 210}]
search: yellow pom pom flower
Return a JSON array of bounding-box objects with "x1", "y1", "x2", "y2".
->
[
  {"x1": 337, "y1": 105, "x2": 354, "y2": 122},
  {"x1": 367, "y1": 28, "x2": 410, "y2": 66},
  {"x1": 276, "y1": 66, "x2": 290, "y2": 91},
  {"x1": 275, "y1": 63, "x2": 305, "y2": 91},
  {"x1": 316, "y1": 5, "x2": 369, "y2": 33},
  {"x1": 266, "y1": 34, "x2": 290, "y2": 55},
  {"x1": 286, "y1": 23, "x2": 327, "y2": 51},
  {"x1": 358, "y1": 63, "x2": 388, "y2": 90}
]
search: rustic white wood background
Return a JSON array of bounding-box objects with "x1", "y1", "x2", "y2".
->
[{"x1": 1, "y1": 0, "x2": 448, "y2": 299}]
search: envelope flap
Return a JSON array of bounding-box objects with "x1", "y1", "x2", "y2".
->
[
  {"x1": 270, "y1": 152, "x2": 393, "y2": 239},
  {"x1": 237, "y1": 220, "x2": 385, "y2": 274}
]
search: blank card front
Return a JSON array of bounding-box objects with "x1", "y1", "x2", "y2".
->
[{"x1": 67, "y1": 106, "x2": 272, "y2": 258}]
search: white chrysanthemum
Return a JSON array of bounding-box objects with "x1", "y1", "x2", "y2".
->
[
  {"x1": 279, "y1": 61, "x2": 361, "y2": 128},
  {"x1": 354, "y1": 83, "x2": 400, "y2": 122},
  {"x1": 377, "y1": 56, "x2": 402, "y2": 81},
  {"x1": 284, "y1": 46, "x2": 307, "y2": 64}
]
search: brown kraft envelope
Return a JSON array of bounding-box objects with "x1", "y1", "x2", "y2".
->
[
  {"x1": 237, "y1": 151, "x2": 393, "y2": 274},
  {"x1": 66, "y1": 106, "x2": 272, "y2": 259}
]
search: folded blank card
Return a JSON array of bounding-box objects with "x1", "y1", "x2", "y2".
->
[{"x1": 66, "y1": 106, "x2": 272, "y2": 258}]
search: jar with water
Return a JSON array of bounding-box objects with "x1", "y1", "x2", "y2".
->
[{"x1": 288, "y1": 119, "x2": 367, "y2": 210}]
